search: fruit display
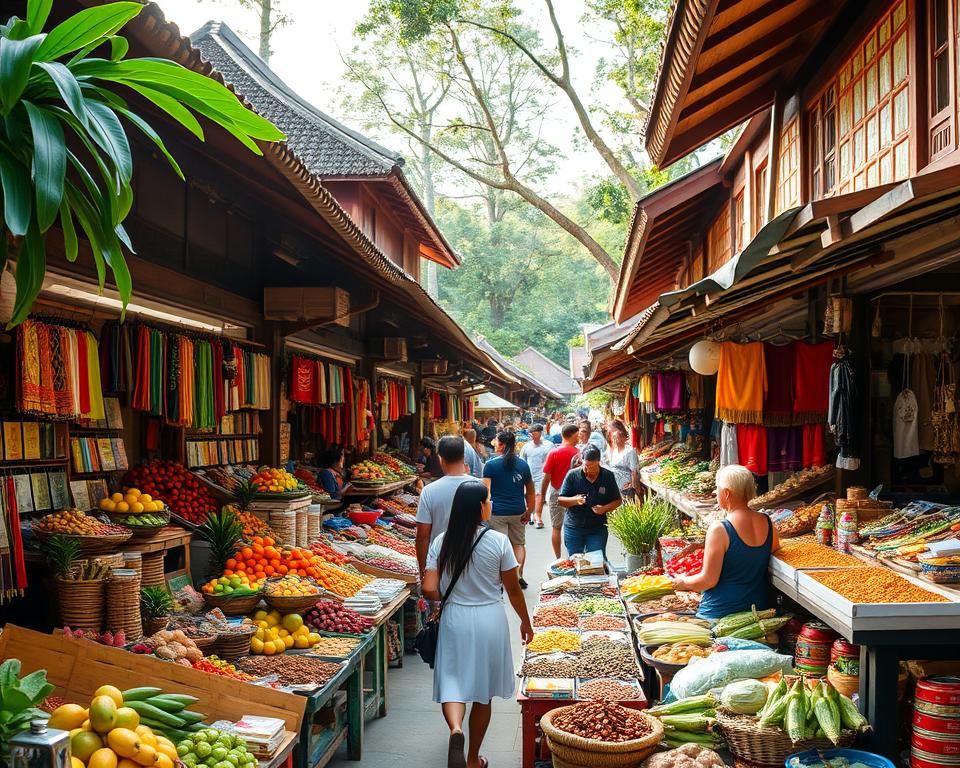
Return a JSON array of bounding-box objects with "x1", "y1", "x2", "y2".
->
[
  {"x1": 263, "y1": 575, "x2": 320, "y2": 598},
  {"x1": 221, "y1": 505, "x2": 275, "y2": 539},
  {"x1": 49, "y1": 685, "x2": 207, "y2": 764},
  {"x1": 621, "y1": 574, "x2": 675, "y2": 604},
  {"x1": 61, "y1": 627, "x2": 128, "y2": 646},
  {"x1": 366, "y1": 528, "x2": 416, "y2": 556},
  {"x1": 173, "y1": 728, "x2": 257, "y2": 768},
  {"x1": 372, "y1": 498, "x2": 416, "y2": 517},
  {"x1": 347, "y1": 459, "x2": 406, "y2": 484},
  {"x1": 305, "y1": 600, "x2": 373, "y2": 634},
  {"x1": 125, "y1": 462, "x2": 217, "y2": 524},
  {"x1": 372, "y1": 452, "x2": 416, "y2": 477},
  {"x1": 144, "y1": 630, "x2": 203, "y2": 665},
  {"x1": 190, "y1": 657, "x2": 257, "y2": 682},
  {"x1": 200, "y1": 573, "x2": 263, "y2": 597},
  {"x1": 249, "y1": 467, "x2": 303, "y2": 494},
  {"x1": 309, "y1": 540, "x2": 349, "y2": 566},
  {"x1": 195, "y1": 465, "x2": 257, "y2": 493},
  {"x1": 99, "y1": 488, "x2": 166, "y2": 515},
  {"x1": 34, "y1": 510, "x2": 129, "y2": 536},
  {"x1": 361, "y1": 556, "x2": 418, "y2": 576},
  {"x1": 248, "y1": 609, "x2": 322, "y2": 654},
  {"x1": 666, "y1": 550, "x2": 704, "y2": 577},
  {"x1": 0, "y1": 659, "x2": 55, "y2": 763}
]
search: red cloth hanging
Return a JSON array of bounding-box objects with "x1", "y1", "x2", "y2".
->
[
  {"x1": 6, "y1": 476, "x2": 27, "y2": 591},
  {"x1": 289, "y1": 356, "x2": 313, "y2": 404},
  {"x1": 793, "y1": 341, "x2": 834, "y2": 422},
  {"x1": 802, "y1": 423, "x2": 825, "y2": 467},
  {"x1": 212, "y1": 341, "x2": 225, "y2": 424},
  {"x1": 132, "y1": 327, "x2": 151, "y2": 411},
  {"x1": 76, "y1": 330, "x2": 90, "y2": 416},
  {"x1": 737, "y1": 424, "x2": 768, "y2": 475}
]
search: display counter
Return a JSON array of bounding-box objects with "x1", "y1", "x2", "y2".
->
[{"x1": 638, "y1": 472, "x2": 716, "y2": 521}]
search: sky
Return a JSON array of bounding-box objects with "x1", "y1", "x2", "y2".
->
[{"x1": 153, "y1": 0, "x2": 632, "y2": 192}]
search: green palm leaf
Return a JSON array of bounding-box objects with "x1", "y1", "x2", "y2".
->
[
  {"x1": 23, "y1": 101, "x2": 65, "y2": 232},
  {"x1": 36, "y1": 3, "x2": 141, "y2": 61}
]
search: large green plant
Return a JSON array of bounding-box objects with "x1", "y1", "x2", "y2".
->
[
  {"x1": 0, "y1": 658, "x2": 56, "y2": 762},
  {"x1": 607, "y1": 496, "x2": 676, "y2": 555},
  {"x1": 0, "y1": 0, "x2": 285, "y2": 327}
]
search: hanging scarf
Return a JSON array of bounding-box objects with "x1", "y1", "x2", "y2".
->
[
  {"x1": 686, "y1": 373, "x2": 704, "y2": 411},
  {"x1": 4, "y1": 476, "x2": 26, "y2": 597},
  {"x1": 655, "y1": 372, "x2": 685, "y2": 412},
  {"x1": 212, "y1": 339, "x2": 225, "y2": 425},
  {"x1": 85, "y1": 332, "x2": 105, "y2": 421},
  {"x1": 290, "y1": 356, "x2": 314, "y2": 404},
  {"x1": 793, "y1": 341, "x2": 834, "y2": 423},
  {"x1": 716, "y1": 341, "x2": 767, "y2": 424},
  {"x1": 763, "y1": 342, "x2": 796, "y2": 426}
]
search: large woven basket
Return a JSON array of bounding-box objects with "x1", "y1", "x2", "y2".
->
[
  {"x1": 213, "y1": 625, "x2": 257, "y2": 661},
  {"x1": 202, "y1": 591, "x2": 263, "y2": 616},
  {"x1": 35, "y1": 529, "x2": 132, "y2": 554},
  {"x1": 57, "y1": 577, "x2": 105, "y2": 632},
  {"x1": 540, "y1": 706, "x2": 663, "y2": 768},
  {"x1": 716, "y1": 710, "x2": 855, "y2": 768}
]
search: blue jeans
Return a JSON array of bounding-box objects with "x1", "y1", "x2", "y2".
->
[{"x1": 563, "y1": 525, "x2": 608, "y2": 559}]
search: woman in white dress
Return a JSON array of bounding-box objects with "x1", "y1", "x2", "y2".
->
[
  {"x1": 424, "y1": 481, "x2": 534, "y2": 768},
  {"x1": 605, "y1": 419, "x2": 640, "y2": 500}
]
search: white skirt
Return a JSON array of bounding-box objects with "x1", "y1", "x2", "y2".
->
[{"x1": 433, "y1": 601, "x2": 516, "y2": 704}]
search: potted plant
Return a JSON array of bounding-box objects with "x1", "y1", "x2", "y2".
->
[
  {"x1": 139, "y1": 586, "x2": 174, "y2": 636},
  {"x1": 607, "y1": 497, "x2": 676, "y2": 572}
]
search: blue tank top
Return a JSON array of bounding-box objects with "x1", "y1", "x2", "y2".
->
[{"x1": 697, "y1": 516, "x2": 773, "y2": 620}]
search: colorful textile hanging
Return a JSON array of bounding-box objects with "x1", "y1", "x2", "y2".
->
[
  {"x1": 2, "y1": 475, "x2": 27, "y2": 601},
  {"x1": 793, "y1": 341, "x2": 834, "y2": 423},
  {"x1": 655, "y1": 372, "x2": 685, "y2": 412},
  {"x1": 763, "y1": 341, "x2": 796, "y2": 426},
  {"x1": 736, "y1": 424, "x2": 768, "y2": 475},
  {"x1": 716, "y1": 341, "x2": 767, "y2": 424},
  {"x1": 767, "y1": 426, "x2": 802, "y2": 473}
]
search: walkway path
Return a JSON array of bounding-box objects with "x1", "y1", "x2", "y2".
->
[{"x1": 329, "y1": 524, "x2": 626, "y2": 767}]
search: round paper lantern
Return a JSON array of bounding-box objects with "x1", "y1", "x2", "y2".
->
[{"x1": 689, "y1": 339, "x2": 720, "y2": 375}]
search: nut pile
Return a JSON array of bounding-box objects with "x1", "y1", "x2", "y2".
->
[
  {"x1": 309, "y1": 636, "x2": 361, "y2": 657},
  {"x1": 774, "y1": 539, "x2": 862, "y2": 568},
  {"x1": 582, "y1": 635, "x2": 629, "y2": 653},
  {"x1": 811, "y1": 567, "x2": 949, "y2": 603},
  {"x1": 576, "y1": 643, "x2": 639, "y2": 679},
  {"x1": 533, "y1": 604, "x2": 579, "y2": 628},
  {"x1": 577, "y1": 597, "x2": 625, "y2": 615},
  {"x1": 551, "y1": 701, "x2": 653, "y2": 742},
  {"x1": 579, "y1": 614, "x2": 628, "y2": 631},
  {"x1": 633, "y1": 592, "x2": 701, "y2": 614},
  {"x1": 577, "y1": 679, "x2": 642, "y2": 701},
  {"x1": 652, "y1": 643, "x2": 714, "y2": 664},
  {"x1": 520, "y1": 654, "x2": 579, "y2": 677},
  {"x1": 236, "y1": 655, "x2": 342, "y2": 686},
  {"x1": 528, "y1": 629, "x2": 581, "y2": 653}
]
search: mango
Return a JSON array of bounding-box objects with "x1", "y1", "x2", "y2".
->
[
  {"x1": 88, "y1": 748, "x2": 118, "y2": 768},
  {"x1": 106, "y1": 728, "x2": 141, "y2": 759},
  {"x1": 94, "y1": 685, "x2": 124, "y2": 708},
  {"x1": 132, "y1": 744, "x2": 157, "y2": 766},
  {"x1": 89, "y1": 695, "x2": 118, "y2": 733},
  {"x1": 71, "y1": 731, "x2": 104, "y2": 762},
  {"x1": 48, "y1": 703, "x2": 88, "y2": 731},
  {"x1": 114, "y1": 707, "x2": 140, "y2": 730}
]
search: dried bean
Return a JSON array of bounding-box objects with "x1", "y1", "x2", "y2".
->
[
  {"x1": 576, "y1": 643, "x2": 639, "y2": 679},
  {"x1": 528, "y1": 629, "x2": 581, "y2": 653},
  {"x1": 236, "y1": 655, "x2": 342, "y2": 686},
  {"x1": 577, "y1": 679, "x2": 641, "y2": 701},
  {"x1": 520, "y1": 655, "x2": 579, "y2": 677},
  {"x1": 579, "y1": 614, "x2": 628, "y2": 631},
  {"x1": 533, "y1": 604, "x2": 579, "y2": 628},
  {"x1": 551, "y1": 702, "x2": 652, "y2": 742}
]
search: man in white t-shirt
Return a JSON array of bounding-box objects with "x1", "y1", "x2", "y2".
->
[
  {"x1": 520, "y1": 424, "x2": 553, "y2": 528},
  {"x1": 415, "y1": 435, "x2": 485, "y2": 576}
]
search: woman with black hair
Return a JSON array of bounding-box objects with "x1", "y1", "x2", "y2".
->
[
  {"x1": 317, "y1": 445, "x2": 351, "y2": 500},
  {"x1": 482, "y1": 430, "x2": 535, "y2": 588},
  {"x1": 423, "y1": 481, "x2": 533, "y2": 768},
  {"x1": 418, "y1": 437, "x2": 443, "y2": 478}
]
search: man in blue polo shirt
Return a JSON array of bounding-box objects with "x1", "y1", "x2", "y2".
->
[{"x1": 558, "y1": 444, "x2": 622, "y2": 558}]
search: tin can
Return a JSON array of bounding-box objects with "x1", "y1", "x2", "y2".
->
[
  {"x1": 918, "y1": 677, "x2": 960, "y2": 708},
  {"x1": 914, "y1": 710, "x2": 960, "y2": 737},
  {"x1": 912, "y1": 731, "x2": 960, "y2": 756},
  {"x1": 9, "y1": 720, "x2": 70, "y2": 768},
  {"x1": 795, "y1": 621, "x2": 838, "y2": 674}
]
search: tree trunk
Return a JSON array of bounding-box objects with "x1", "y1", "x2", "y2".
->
[{"x1": 258, "y1": 0, "x2": 272, "y2": 62}]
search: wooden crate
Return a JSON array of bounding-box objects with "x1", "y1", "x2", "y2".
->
[
  {"x1": 263, "y1": 287, "x2": 350, "y2": 327},
  {"x1": 0, "y1": 625, "x2": 305, "y2": 732},
  {"x1": 378, "y1": 337, "x2": 407, "y2": 362},
  {"x1": 420, "y1": 359, "x2": 448, "y2": 375}
]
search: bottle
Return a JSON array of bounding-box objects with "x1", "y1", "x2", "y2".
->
[
  {"x1": 837, "y1": 509, "x2": 859, "y2": 553},
  {"x1": 9, "y1": 720, "x2": 70, "y2": 768},
  {"x1": 815, "y1": 504, "x2": 834, "y2": 547}
]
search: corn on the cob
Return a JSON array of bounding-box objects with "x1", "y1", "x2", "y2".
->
[
  {"x1": 836, "y1": 688, "x2": 867, "y2": 729},
  {"x1": 758, "y1": 678, "x2": 787, "y2": 720},
  {"x1": 785, "y1": 681, "x2": 806, "y2": 743},
  {"x1": 660, "y1": 713, "x2": 717, "y2": 732},
  {"x1": 638, "y1": 621, "x2": 713, "y2": 646},
  {"x1": 814, "y1": 682, "x2": 841, "y2": 744},
  {"x1": 647, "y1": 694, "x2": 716, "y2": 716},
  {"x1": 711, "y1": 607, "x2": 776, "y2": 636}
]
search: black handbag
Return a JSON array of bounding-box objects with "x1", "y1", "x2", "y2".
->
[{"x1": 415, "y1": 527, "x2": 490, "y2": 668}]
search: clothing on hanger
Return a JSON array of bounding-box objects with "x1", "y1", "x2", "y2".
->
[{"x1": 716, "y1": 341, "x2": 767, "y2": 424}]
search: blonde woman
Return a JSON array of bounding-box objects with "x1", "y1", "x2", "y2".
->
[{"x1": 670, "y1": 464, "x2": 780, "y2": 619}]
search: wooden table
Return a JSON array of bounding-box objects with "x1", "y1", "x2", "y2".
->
[
  {"x1": 517, "y1": 692, "x2": 647, "y2": 768},
  {"x1": 343, "y1": 479, "x2": 417, "y2": 498}
]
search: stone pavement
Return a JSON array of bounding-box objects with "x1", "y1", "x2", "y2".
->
[{"x1": 328, "y1": 523, "x2": 626, "y2": 768}]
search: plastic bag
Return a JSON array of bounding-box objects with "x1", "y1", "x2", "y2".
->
[
  {"x1": 712, "y1": 637, "x2": 770, "y2": 651},
  {"x1": 669, "y1": 650, "x2": 794, "y2": 700}
]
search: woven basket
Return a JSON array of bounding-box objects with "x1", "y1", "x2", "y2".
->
[
  {"x1": 540, "y1": 706, "x2": 662, "y2": 768},
  {"x1": 716, "y1": 711, "x2": 855, "y2": 768},
  {"x1": 202, "y1": 591, "x2": 263, "y2": 615},
  {"x1": 263, "y1": 583, "x2": 322, "y2": 613},
  {"x1": 106, "y1": 569, "x2": 142, "y2": 640},
  {"x1": 296, "y1": 507, "x2": 308, "y2": 547},
  {"x1": 57, "y1": 577, "x2": 105, "y2": 633},
  {"x1": 307, "y1": 508, "x2": 322, "y2": 543},
  {"x1": 827, "y1": 667, "x2": 859, "y2": 698},
  {"x1": 35, "y1": 529, "x2": 132, "y2": 554},
  {"x1": 143, "y1": 616, "x2": 169, "y2": 636},
  {"x1": 140, "y1": 551, "x2": 165, "y2": 588},
  {"x1": 268, "y1": 509, "x2": 296, "y2": 546},
  {"x1": 213, "y1": 626, "x2": 257, "y2": 661},
  {"x1": 188, "y1": 633, "x2": 217, "y2": 652}
]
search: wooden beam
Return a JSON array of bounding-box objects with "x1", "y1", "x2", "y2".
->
[
  {"x1": 701, "y1": 0, "x2": 816, "y2": 58},
  {"x1": 671, "y1": 86, "x2": 776, "y2": 165},
  {"x1": 765, "y1": 90, "x2": 783, "y2": 225},
  {"x1": 681, "y1": 53, "x2": 800, "y2": 123},
  {"x1": 820, "y1": 214, "x2": 844, "y2": 248}
]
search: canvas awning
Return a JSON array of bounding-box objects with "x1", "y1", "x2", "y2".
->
[{"x1": 475, "y1": 392, "x2": 520, "y2": 411}]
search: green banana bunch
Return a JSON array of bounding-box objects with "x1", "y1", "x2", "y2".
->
[{"x1": 122, "y1": 687, "x2": 207, "y2": 742}]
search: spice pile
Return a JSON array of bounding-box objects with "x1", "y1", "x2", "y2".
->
[
  {"x1": 236, "y1": 655, "x2": 342, "y2": 686},
  {"x1": 810, "y1": 567, "x2": 948, "y2": 603},
  {"x1": 576, "y1": 642, "x2": 639, "y2": 679},
  {"x1": 633, "y1": 593, "x2": 701, "y2": 614},
  {"x1": 579, "y1": 615, "x2": 628, "y2": 631},
  {"x1": 551, "y1": 701, "x2": 653, "y2": 742},
  {"x1": 577, "y1": 679, "x2": 642, "y2": 701},
  {"x1": 521, "y1": 654, "x2": 579, "y2": 678},
  {"x1": 528, "y1": 629, "x2": 581, "y2": 653},
  {"x1": 774, "y1": 539, "x2": 862, "y2": 568},
  {"x1": 533, "y1": 604, "x2": 579, "y2": 628},
  {"x1": 308, "y1": 636, "x2": 360, "y2": 657}
]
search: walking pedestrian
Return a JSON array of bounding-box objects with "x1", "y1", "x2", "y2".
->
[
  {"x1": 423, "y1": 481, "x2": 534, "y2": 768},
  {"x1": 462, "y1": 431, "x2": 484, "y2": 478},
  {"x1": 416, "y1": 436, "x2": 484, "y2": 574},
  {"x1": 605, "y1": 419, "x2": 640, "y2": 500},
  {"x1": 482, "y1": 431, "x2": 535, "y2": 589},
  {"x1": 537, "y1": 423, "x2": 581, "y2": 558},
  {"x1": 463, "y1": 428, "x2": 488, "y2": 462},
  {"x1": 520, "y1": 423, "x2": 553, "y2": 528},
  {"x1": 558, "y1": 444, "x2": 622, "y2": 558}
]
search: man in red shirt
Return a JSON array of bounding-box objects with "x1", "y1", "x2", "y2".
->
[{"x1": 537, "y1": 423, "x2": 581, "y2": 558}]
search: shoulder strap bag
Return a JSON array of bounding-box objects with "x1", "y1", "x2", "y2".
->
[{"x1": 415, "y1": 526, "x2": 490, "y2": 668}]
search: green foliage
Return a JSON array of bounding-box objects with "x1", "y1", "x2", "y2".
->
[
  {"x1": 359, "y1": 0, "x2": 463, "y2": 41},
  {"x1": 0, "y1": 658, "x2": 56, "y2": 762},
  {"x1": 0, "y1": 0, "x2": 284, "y2": 328},
  {"x1": 607, "y1": 497, "x2": 676, "y2": 554}
]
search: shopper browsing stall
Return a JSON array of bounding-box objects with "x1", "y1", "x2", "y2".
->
[
  {"x1": 317, "y1": 446, "x2": 352, "y2": 500},
  {"x1": 605, "y1": 419, "x2": 640, "y2": 500},
  {"x1": 418, "y1": 437, "x2": 444, "y2": 478},
  {"x1": 670, "y1": 464, "x2": 781, "y2": 619},
  {"x1": 423, "y1": 481, "x2": 533, "y2": 768},
  {"x1": 558, "y1": 445, "x2": 622, "y2": 558},
  {"x1": 482, "y1": 431, "x2": 535, "y2": 589}
]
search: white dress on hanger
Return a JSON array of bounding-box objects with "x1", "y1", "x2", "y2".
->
[{"x1": 894, "y1": 388, "x2": 920, "y2": 459}]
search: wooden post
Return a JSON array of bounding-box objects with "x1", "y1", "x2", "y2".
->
[
  {"x1": 765, "y1": 90, "x2": 784, "y2": 225},
  {"x1": 412, "y1": 370, "x2": 423, "y2": 459},
  {"x1": 263, "y1": 323, "x2": 283, "y2": 467}
]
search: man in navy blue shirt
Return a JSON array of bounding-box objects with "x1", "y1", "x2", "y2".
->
[{"x1": 558, "y1": 444, "x2": 622, "y2": 558}]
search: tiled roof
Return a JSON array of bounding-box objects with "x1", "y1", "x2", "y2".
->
[{"x1": 191, "y1": 22, "x2": 400, "y2": 178}]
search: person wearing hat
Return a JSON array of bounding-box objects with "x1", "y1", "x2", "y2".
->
[{"x1": 520, "y1": 423, "x2": 554, "y2": 528}]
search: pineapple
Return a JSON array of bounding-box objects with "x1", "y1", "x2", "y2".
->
[
  {"x1": 197, "y1": 507, "x2": 243, "y2": 578},
  {"x1": 43, "y1": 534, "x2": 81, "y2": 579},
  {"x1": 139, "y1": 586, "x2": 174, "y2": 618},
  {"x1": 233, "y1": 481, "x2": 256, "y2": 511}
]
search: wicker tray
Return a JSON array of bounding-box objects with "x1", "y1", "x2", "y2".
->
[
  {"x1": 263, "y1": 591, "x2": 322, "y2": 613},
  {"x1": 213, "y1": 625, "x2": 257, "y2": 661},
  {"x1": 109, "y1": 510, "x2": 172, "y2": 536},
  {"x1": 202, "y1": 591, "x2": 263, "y2": 615},
  {"x1": 540, "y1": 706, "x2": 662, "y2": 768},
  {"x1": 716, "y1": 710, "x2": 855, "y2": 768},
  {"x1": 35, "y1": 528, "x2": 132, "y2": 554}
]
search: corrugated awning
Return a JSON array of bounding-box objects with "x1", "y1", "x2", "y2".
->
[{"x1": 475, "y1": 392, "x2": 520, "y2": 410}]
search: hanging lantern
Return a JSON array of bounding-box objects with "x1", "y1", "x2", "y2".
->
[{"x1": 689, "y1": 339, "x2": 720, "y2": 375}]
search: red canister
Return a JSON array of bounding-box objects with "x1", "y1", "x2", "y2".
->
[
  {"x1": 918, "y1": 677, "x2": 960, "y2": 709},
  {"x1": 912, "y1": 748, "x2": 960, "y2": 768},
  {"x1": 831, "y1": 638, "x2": 860, "y2": 665},
  {"x1": 912, "y1": 732, "x2": 960, "y2": 756},
  {"x1": 795, "y1": 621, "x2": 839, "y2": 674},
  {"x1": 914, "y1": 710, "x2": 960, "y2": 737}
]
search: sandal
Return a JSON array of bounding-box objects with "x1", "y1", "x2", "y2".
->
[{"x1": 448, "y1": 730, "x2": 466, "y2": 768}]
